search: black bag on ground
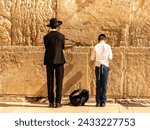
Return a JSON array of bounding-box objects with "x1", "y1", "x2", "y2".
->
[{"x1": 69, "y1": 89, "x2": 89, "y2": 106}]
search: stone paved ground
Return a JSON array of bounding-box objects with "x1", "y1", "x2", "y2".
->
[{"x1": 0, "y1": 102, "x2": 150, "y2": 113}]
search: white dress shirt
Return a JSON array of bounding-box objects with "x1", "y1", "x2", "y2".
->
[{"x1": 91, "y1": 41, "x2": 113, "y2": 67}]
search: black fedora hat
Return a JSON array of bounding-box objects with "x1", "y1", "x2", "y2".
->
[{"x1": 46, "y1": 18, "x2": 62, "y2": 28}]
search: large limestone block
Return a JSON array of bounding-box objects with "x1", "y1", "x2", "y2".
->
[
  {"x1": 11, "y1": 0, "x2": 55, "y2": 46},
  {"x1": 58, "y1": 0, "x2": 150, "y2": 47},
  {"x1": 88, "y1": 47, "x2": 124, "y2": 98},
  {"x1": 0, "y1": 48, "x2": 2, "y2": 94},
  {"x1": 72, "y1": 47, "x2": 124, "y2": 97},
  {"x1": 125, "y1": 48, "x2": 150, "y2": 97},
  {"x1": 1, "y1": 47, "x2": 47, "y2": 97},
  {"x1": 1, "y1": 47, "x2": 90, "y2": 97},
  {"x1": 107, "y1": 48, "x2": 125, "y2": 98},
  {"x1": 63, "y1": 51, "x2": 89, "y2": 95},
  {"x1": 0, "y1": 0, "x2": 12, "y2": 45},
  {"x1": 0, "y1": 0, "x2": 54, "y2": 46}
]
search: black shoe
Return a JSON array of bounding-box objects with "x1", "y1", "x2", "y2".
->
[
  {"x1": 96, "y1": 103, "x2": 101, "y2": 107},
  {"x1": 49, "y1": 103, "x2": 54, "y2": 108},
  {"x1": 56, "y1": 103, "x2": 62, "y2": 108},
  {"x1": 100, "y1": 103, "x2": 106, "y2": 107}
]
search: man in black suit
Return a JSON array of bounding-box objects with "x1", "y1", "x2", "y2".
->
[{"x1": 43, "y1": 18, "x2": 66, "y2": 108}]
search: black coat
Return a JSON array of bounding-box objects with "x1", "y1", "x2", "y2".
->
[{"x1": 43, "y1": 31, "x2": 66, "y2": 65}]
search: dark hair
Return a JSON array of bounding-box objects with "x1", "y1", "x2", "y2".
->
[{"x1": 98, "y1": 34, "x2": 106, "y2": 41}]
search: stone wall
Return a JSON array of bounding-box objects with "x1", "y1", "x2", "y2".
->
[{"x1": 0, "y1": 0, "x2": 150, "y2": 100}]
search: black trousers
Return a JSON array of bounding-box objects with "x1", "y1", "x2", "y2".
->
[{"x1": 46, "y1": 64, "x2": 64, "y2": 104}]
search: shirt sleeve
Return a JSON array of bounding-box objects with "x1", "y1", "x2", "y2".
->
[
  {"x1": 91, "y1": 47, "x2": 96, "y2": 61},
  {"x1": 108, "y1": 46, "x2": 113, "y2": 60}
]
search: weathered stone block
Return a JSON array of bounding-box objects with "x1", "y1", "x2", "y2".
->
[
  {"x1": 58, "y1": 0, "x2": 150, "y2": 47},
  {"x1": 1, "y1": 47, "x2": 90, "y2": 97},
  {"x1": 0, "y1": 48, "x2": 2, "y2": 94},
  {"x1": 125, "y1": 48, "x2": 150, "y2": 97},
  {"x1": 71, "y1": 47, "x2": 125, "y2": 98},
  {"x1": 107, "y1": 48, "x2": 125, "y2": 98},
  {"x1": 88, "y1": 47, "x2": 125, "y2": 98},
  {"x1": 0, "y1": 0, "x2": 12, "y2": 46},
  {"x1": 12, "y1": 0, "x2": 55, "y2": 46},
  {"x1": 1, "y1": 47, "x2": 47, "y2": 97},
  {"x1": 63, "y1": 52, "x2": 89, "y2": 95},
  {"x1": 0, "y1": 0, "x2": 54, "y2": 46}
]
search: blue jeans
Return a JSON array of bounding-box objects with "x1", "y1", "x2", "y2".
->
[{"x1": 95, "y1": 65, "x2": 109, "y2": 104}]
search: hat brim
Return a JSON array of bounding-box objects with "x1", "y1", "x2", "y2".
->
[{"x1": 46, "y1": 21, "x2": 62, "y2": 27}]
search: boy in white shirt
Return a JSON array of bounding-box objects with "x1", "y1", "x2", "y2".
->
[{"x1": 91, "y1": 34, "x2": 113, "y2": 107}]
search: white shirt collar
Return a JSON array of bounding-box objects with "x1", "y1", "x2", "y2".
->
[{"x1": 51, "y1": 29, "x2": 57, "y2": 31}]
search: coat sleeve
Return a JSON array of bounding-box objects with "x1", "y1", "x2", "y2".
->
[
  {"x1": 62, "y1": 35, "x2": 65, "y2": 50},
  {"x1": 43, "y1": 36, "x2": 47, "y2": 65},
  {"x1": 43, "y1": 36, "x2": 48, "y2": 49}
]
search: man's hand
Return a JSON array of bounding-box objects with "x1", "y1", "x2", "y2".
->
[{"x1": 64, "y1": 45, "x2": 73, "y2": 50}]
